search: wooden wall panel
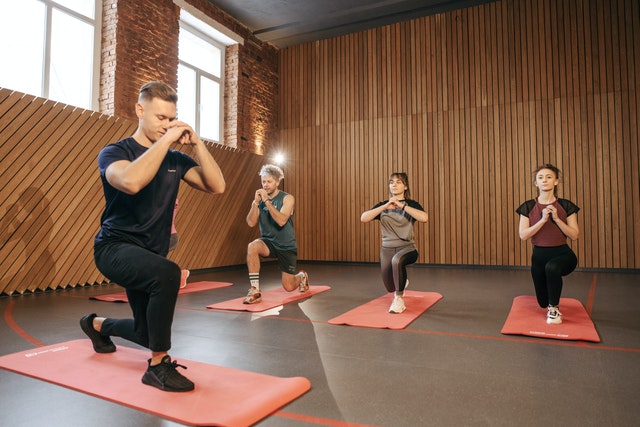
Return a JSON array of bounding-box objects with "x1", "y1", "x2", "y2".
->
[
  {"x1": 0, "y1": 88, "x2": 267, "y2": 295},
  {"x1": 278, "y1": 0, "x2": 640, "y2": 269},
  {"x1": 2, "y1": 0, "x2": 638, "y2": 296}
]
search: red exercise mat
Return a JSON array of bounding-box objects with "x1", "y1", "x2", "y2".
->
[
  {"x1": 0, "y1": 340, "x2": 310, "y2": 427},
  {"x1": 501, "y1": 296, "x2": 600, "y2": 342},
  {"x1": 90, "y1": 281, "x2": 233, "y2": 302},
  {"x1": 328, "y1": 291, "x2": 443, "y2": 330},
  {"x1": 207, "y1": 285, "x2": 331, "y2": 312}
]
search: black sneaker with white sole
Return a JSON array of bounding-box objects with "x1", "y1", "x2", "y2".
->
[{"x1": 141, "y1": 356, "x2": 195, "y2": 392}]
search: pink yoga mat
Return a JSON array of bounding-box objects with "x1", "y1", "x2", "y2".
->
[
  {"x1": 207, "y1": 285, "x2": 331, "y2": 312},
  {"x1": 328, "y1": 291, "x2": 443, "y2": 330},
  {"x1": 501, "y1": 296, "x2": 600, "y2": 342},
  {"x1": 0, "y1": 340, "x2": 310, "y2": 427},
  {"x1": 90, "y1": 281, "x2": 233, "y2": 302}
]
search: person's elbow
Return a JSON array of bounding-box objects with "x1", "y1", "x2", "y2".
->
[
  {"x1": 189, "y1": 167, "x2": 225, "y2": 194},
  {"x1": 215, "y1": 179, "x2": 226, "y2": 193},
  {"x1": 214, "y1": 181, "x2": 226, "y2": 194},
  {"x1": 113, "y1": 178, "x2": 143, "y2": 195},
  {"x1": 106, "y1": 171, "x2": 143, "y2": 195},
  {"x1": 204, "y1": 178, "x2": 225, "y2": 194}
]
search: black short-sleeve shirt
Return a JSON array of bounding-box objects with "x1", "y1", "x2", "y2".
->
[{"x1": 95, "y1": 137, "x2": 197, "y2": 256}]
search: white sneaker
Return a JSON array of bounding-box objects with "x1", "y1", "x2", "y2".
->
[
  {"x1": 389, "y1": 295, "x2": 406, "y2": 314},
  {"x1": 243, "y1": 286, "x2": 262, "y2": 304},
  {"x1": 180, "y1": 269, "x2": 190, "y2": 289},
  {"x1": 547, "y1": 305, "x2": 562, "y2": 324},
  {"x1": 298, "y1": 270, "x2": 310, "y2": 292}
]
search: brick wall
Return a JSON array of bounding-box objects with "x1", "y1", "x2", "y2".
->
[
  {"x1": 235, "y1": 39, "x2": 279, "y2": 154},
  {"x1": 99, "y1": 0, "x2": 278, "y2": 154},
  {"x1": 100, "y1": 0, "x2": 116, "y2": 115}
]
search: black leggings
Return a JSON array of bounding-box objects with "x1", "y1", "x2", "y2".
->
[
  {"x1": 94, "y1": 241, "x2": 181, "y2": 352},
  {"x1": 380, "y1": 245, "x2": 418, "y2": 293},
  {"x1": 530, "y1": 244, "x2": 578, "y2": 308}
]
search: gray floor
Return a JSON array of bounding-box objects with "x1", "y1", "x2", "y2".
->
[{"x1": 1, "y1": 263, "x2": 639, "y2": 427}]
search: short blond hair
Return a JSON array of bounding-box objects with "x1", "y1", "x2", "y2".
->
[{"x1": 259, "y1": 164, "x2": 284, "y2": 181}]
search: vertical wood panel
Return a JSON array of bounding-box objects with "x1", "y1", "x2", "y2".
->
[
  {"x1": 278, "y1": 0, "x2": 640, "y2": 270},
  {"x1": 2, "y1": 0, "x2": 639, "y2": 296}
]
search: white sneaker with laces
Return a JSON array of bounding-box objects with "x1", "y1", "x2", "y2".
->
[
  {"x1": 389, "y1": 295, "x2": 406, "y2": 314},
  {"x1": 243, "y1": 286, "x2": 262, "y2": 304},
  {"x1": 547, "y1": 305, "x2": 562, "y2": 324},
  {"x1": 298, "y1": 271, "x2": 310, "y2": 292}
]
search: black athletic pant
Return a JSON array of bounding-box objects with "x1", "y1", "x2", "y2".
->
[
  {"x1": 530, "y1": 244, "x2": 577, "y2": 308},
  {"x1": 380, "y1": 245, "x2": 418, "y2": 293},
  {"x1": 94, "y1": 240, "x2": 181, "y2": 352}
]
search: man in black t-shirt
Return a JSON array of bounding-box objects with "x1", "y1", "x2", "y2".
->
[{"x1": 80, "y1": 81, "x2": 225, "y2": 392}]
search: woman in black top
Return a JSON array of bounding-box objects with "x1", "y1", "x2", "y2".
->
[{"x1": 516, "y1": 164, "x2": 580, "y2": 324}]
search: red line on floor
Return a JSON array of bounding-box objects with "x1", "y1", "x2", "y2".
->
[
  {"x1": 3, "y1": 299, "x2": 45, "y2": 347},
  {"x1": 585, "y1": 273, "x2": 598, "y2": 316},
  {"x1": 274, "y1": 410, "x2": 380, "y2": 427}
]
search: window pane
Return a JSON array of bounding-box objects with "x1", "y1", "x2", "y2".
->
[
  {"x1": 53, "y1": 0, "x2": 95, "y2": 19},
  {"x1": 179, "y1": 28, "x2": 221, "y2": 77},
  {"x1": 49, "y1": 9, "x2": 94, "y2": 109},
  {"x1": 0, "y1": 1, "x2": 46, "y2": 96},
  {"x1": 177, "y1": 64, "x2": 197, "y2": 127},
  {"x1": 199, "y1": 76, "x2": 219, "y2": 142}
]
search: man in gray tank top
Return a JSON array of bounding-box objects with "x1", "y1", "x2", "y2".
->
[{"x1": 243, "y1": 164, "x2": 309, "y2": 304}]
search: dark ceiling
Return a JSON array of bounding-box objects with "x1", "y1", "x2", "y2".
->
[{"x1": 207, "y1": 0, "x2": 495, "y2": 48}]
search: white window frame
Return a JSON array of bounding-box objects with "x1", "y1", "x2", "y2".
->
[
  {"x1": 178, "y1": 22, "x2": 225, "y2": 143},
  {"x1": 1, "y1": 0, "x2": 102, "y2": 110},
  {"x1": 175, "y1": 2, "x2": 242, "y2": 144}
]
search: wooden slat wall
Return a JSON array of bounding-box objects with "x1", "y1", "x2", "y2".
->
[
  {"x1": 278, "y1": 0, "x2": 640, "y2": 269},
  {"x1": 1, "y1": 0, "x2": 638, "y2": 297},
  {"x1": 0, "y1": 88, "x2": 266, "y2": 295}
]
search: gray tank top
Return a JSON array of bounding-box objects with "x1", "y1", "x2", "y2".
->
[{"x1": 258, "y1": 191, "x2": 297, "y2": 251}]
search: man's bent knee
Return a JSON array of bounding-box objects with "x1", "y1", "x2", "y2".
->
[
  {"x1": 152, "y1": 262, "x2": 181, "y2": 292},
  {"x1": 248, "y1": 240, "x2": 269, "y2": 257}
]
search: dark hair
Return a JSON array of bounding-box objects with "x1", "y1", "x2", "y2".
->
[
  {"x1": 389, "y1": 172, "x2": 411, "y2": 199},
  {"x1": 138, "y1": 81, "x2": 178, "y2": 104},
  {"x1": 534, "y1": 163, "x2": 561, "y2": 197}
]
